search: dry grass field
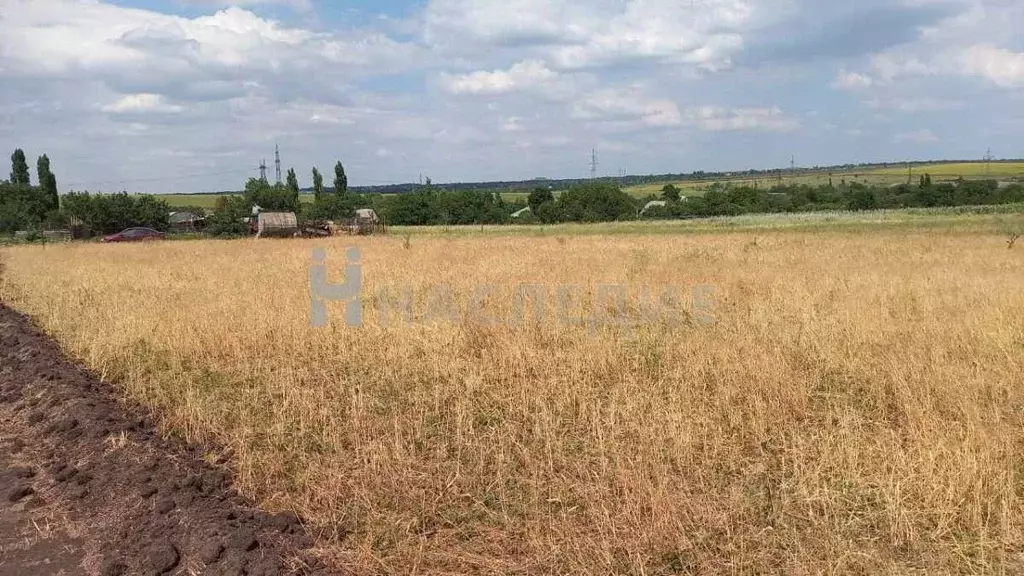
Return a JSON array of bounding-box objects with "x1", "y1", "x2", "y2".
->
[{"x1": 2, "y1": 221, "x2": 1024, "y2": 574}]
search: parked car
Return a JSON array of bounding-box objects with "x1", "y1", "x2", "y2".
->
[{"x1": 101, "y1": 227, "x2": 165, "y2": 243}]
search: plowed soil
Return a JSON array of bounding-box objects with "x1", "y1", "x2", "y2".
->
[{"x1": 0, "y1": 304, "x2": 334, "y2": 575}]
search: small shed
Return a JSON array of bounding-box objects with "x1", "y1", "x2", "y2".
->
[
  {"x1": 168, "y1": 211, "x2": 205, "y2": 232},
  {"x1": 256, "y1": 212, "x2": 298, "y2": 238},
  {"x1": 338, "y1": 209, "x2": 386, "y2": 235},
  {"x1": 355, "y1": 208, "x2": 380, "y2": 223}
]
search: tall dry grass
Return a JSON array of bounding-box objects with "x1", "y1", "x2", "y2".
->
[{"x1": 1, "y1": 231, "x2": 1023, "y2": 575}]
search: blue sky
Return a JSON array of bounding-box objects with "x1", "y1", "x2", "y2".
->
[{"x1": 1, "y1": 0, "x2": 1022, "y2": 192}]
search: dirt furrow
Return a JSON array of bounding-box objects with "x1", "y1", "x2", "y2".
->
[{"x1": 0, "y1": 303, "x2": 333, "y2": 576}]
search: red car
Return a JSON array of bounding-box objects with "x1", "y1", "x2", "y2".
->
[{"x1": 101, "y1": 227, "x2": 165, "y2": 243}]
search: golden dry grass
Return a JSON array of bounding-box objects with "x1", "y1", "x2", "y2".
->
[{"x1": 2, "y1": 229, "x2": 1024, "y2": 575}]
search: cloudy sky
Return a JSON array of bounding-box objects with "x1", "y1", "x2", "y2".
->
[{"x1": 1, "y1": 0, "x2": 1022, "y2": 192}]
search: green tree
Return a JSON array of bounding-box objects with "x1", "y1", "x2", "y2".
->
[
  {"x1": 661, "y1": 184, "x2": 681, "y2": 202},
  {"x1": 286, "y1": 167, "x2": 300, "y2": 206},
  {"x1": 207, "y1": 196, "x2": 251, "y2": 236},
  {"x1": 555, "y1": 182, "x2": 636, "y2": 222},
  {"x1": 10, "y1": 149, "x2": 30, "y2": 185},
  {"x1": 334, "y1": 161, "x2": 348, "y2": 195},
  {"x1": 243, "y1": 177, "x2": 299, "y2": 212},
  {"x1": 59, "y1": 191, "x2": 170, "y2": 234},
  {"x1": 527, "y1": 187, "x2": 554, "y2": 214},
  {"x1": 312, "y1": 167, "x2": 324, "y2": 201},
  {"x1": 37, "y1": 154, "x2": 59, "y2": 210}
]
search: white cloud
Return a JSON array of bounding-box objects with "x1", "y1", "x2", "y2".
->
[
  {"x1": 500, "y1": 117, "x2": 526, "y2": 132},
  {"x1": 832, "y1": 70, "x2": 874, "y2": 90},
  {"x1": 571, "y1": 88, "x2": 682, "y2": 127},
  {"x1": 894, "y1": 129, "x2": 939, "y2": 143},
  {"x1": 684, "y1": 106, "x2": 800, "y2": 132},
  {"x1": 864, "y1": 97, "x2": 965, "y2": 113},
  {"x1": 849, "y1": 2, "x2": 1024, "y2": 90},
  {"x1": 958, "y1": 44, "x2": 1024, "y2": 88},
  {"x1": 180, "y1": 0, "x2": 313, "y2": 11},
  {"x1": 100, "y1": 93, "x2": 183, "y2": 114},
  {"x1": 570, "y1": 89, "x2": 799, "y2": 133},
  {"x1": 0, "y1": 1, "x2": 420, "y2": 94},
  {"x1": 440, "y1": 60, "x2": 557, "y2": 95},
  {"x1": 424, "y1": 0, "x2": 766, "y2": 72}
]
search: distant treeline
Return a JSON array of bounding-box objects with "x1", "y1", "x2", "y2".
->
[
  {"x1": 194, "y1": 159, "x2": 1024, "y2": 197},
  {"x1": 639, "y1": 178, "x2": 1024, "y2": 221},
  {"x1": 256, "y1": 176, "x2": 1024, "y2": 227},
  {"x1": 51, "y1": 177, "x2": 1024, "y2": 236},
  {"x1": 363, "y1": 177, "x2": 1024, "y2": 226},
  {"x1": 343, "y1": 158, "x2": 1024, "y2": 196}
]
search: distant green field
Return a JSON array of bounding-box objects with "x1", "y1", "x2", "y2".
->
[
  {"x1": 391, "y1": 203, "x2": 1024, "y2": 238},
  {"x1": 623, "y1": 162, "x2": 1024, "y2": 198},
  {"x1": 869, "y1": 162, "x2": 1024, "y2": 178},
  {"x1": 156, "y1": 193, "x2": 235, "y2": 208}
]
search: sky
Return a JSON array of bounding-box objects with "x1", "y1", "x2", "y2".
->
[{"x1": 1, "y1": 0, "x2": 1023, "y2": 193}]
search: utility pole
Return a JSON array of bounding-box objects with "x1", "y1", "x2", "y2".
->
[
  {"x1": 907, "y1": 163, "x2": 912, "y2": 185},
  {"x1": 259, "y1": 158, "x2": 268, "y2": 182},
  {"x1": 274, "y1": 143, "x2": 282, "y2": 185},
  {"x1": 590, "y1": 149, "x2": 598, "y2": 180}
]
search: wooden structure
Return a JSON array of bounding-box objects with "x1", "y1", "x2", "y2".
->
[
  {"x1": 337, "y1": 209, "x2": 386, "y2": 235},
  {"x1": 168, "y1": 211, "x2": 206, "y2": 233},
  {"x1": 255, "y1": 212, "x2": 298, "y2": 238},
  {"x1": 68, "y1": 215, "x2": 90, "y2": 240}
]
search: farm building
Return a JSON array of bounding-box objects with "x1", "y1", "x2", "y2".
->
[
  {"x1": 355, "y1": 208, "x2": 380, "y2": 224},
  {"x1": 168, "y1": 211, "x2": 205, "y2": 232},
  {"x1": 335, "y1": 209, "x2": 386, "y2": 235},
  {"x1": 256, "y1": 212, "x2": 298, "y2": 238}
]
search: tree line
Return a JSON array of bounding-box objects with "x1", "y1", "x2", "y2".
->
[
  {"x1": 0, "y1": 149, "x2": 61, "y2": 233},
  {"x1": 637, "y1": 177, "x2": 1024, "y2": 221},
  {"x1": 6, "y1": 146, "x2": 1024, "y2": 237}
]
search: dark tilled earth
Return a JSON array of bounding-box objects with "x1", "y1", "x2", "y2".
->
[{"x1": 0, "y1": 303, "x2": 334, "y2": 575}]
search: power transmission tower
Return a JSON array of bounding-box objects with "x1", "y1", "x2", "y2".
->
[
  {"x1": 259, "y1": 158, "x2": 268, "y2": 182},
  {"x1": 274, "y1": 143, "x2": 282, "y2": 185},
  {"x1": 590, "y1": 149, "x2": 598, "y2": 180},
  {"x1": 984, "y1": 148, "x2": 994, "y2": 177},
  {"x1": 790, "y1": 155, "x2": 795, "y2": 172}
]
